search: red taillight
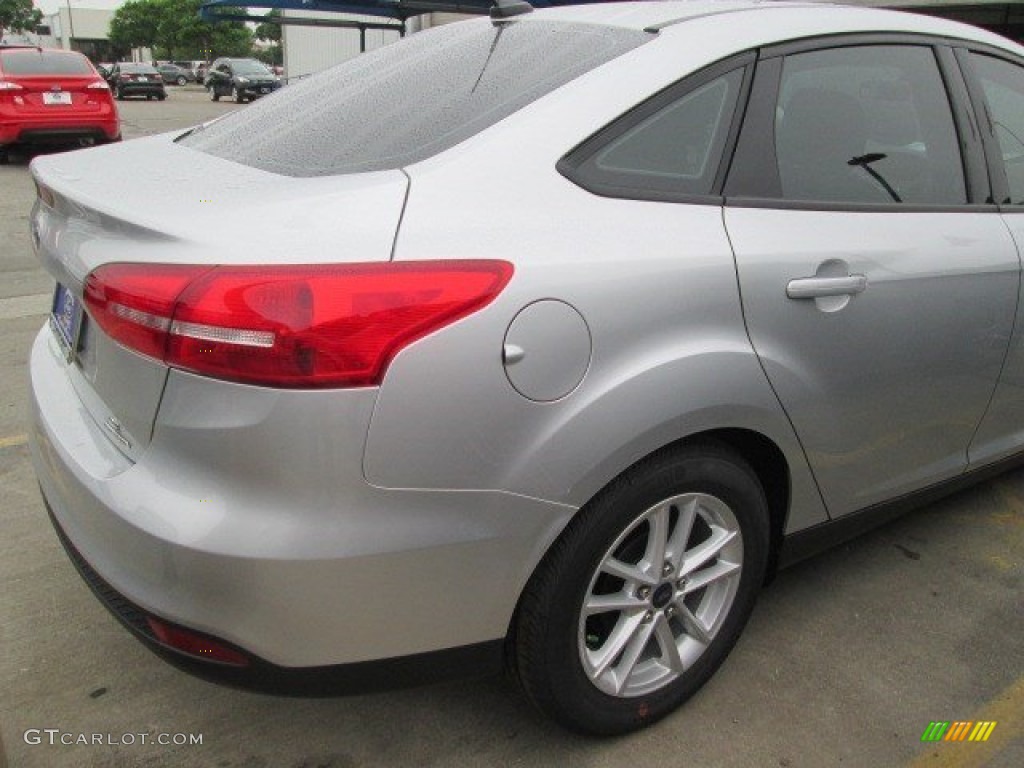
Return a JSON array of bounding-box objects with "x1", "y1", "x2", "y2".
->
[
  {"x1": 84, "y1": 261, "x2": 513, "y2": 388},
  {"x1": 146, "y1": 616, "x2": 250, "y2": 666},
  {"x1": 0, "y1": 80, "x2": 23, "y2": 102},
  {"x1": 119, "y1": 74, "x2": 132, "y2": 81},
  {"x1": 84, "y1": 264, "x2": 210, "y2": 360}
]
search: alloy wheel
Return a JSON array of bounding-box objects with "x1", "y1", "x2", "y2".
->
[{"x1": 578, "y1": 492, "x2": 743, "y2": 697}]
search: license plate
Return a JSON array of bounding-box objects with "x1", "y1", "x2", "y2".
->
[
  {"x1": 43, "y1": 92, "x2": 72, "y2": 106},
  {"x1": 260, "y1": 87, "x2": 269, "y2": 93},
  {"x1": 138, "y1": 76, "x2": 148, "y2": 82},
  {"x1": 50, "y1": 283, "x2": 83, "y2": 362}
]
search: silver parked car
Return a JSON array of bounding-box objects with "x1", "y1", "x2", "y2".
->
[{"x1": 26, "y1": 0, "x2": 1024, "y2": 735}]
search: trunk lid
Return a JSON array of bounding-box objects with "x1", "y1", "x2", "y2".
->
[
  {"x1": 30, "y1": 133, "x2": 409, "y2": 461},
  {"x1": 2, "y1": 74, "x2": 110, "y2": 114}
]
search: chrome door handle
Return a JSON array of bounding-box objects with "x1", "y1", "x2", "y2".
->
[{"x1": 786, "y1": 274, "x2": 867, "y2": 299}]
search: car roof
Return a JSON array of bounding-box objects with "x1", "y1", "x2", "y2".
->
[
  {"x1": 535, "y1": 1, "x2": 1023, "y2": 54},
  {"x1": 536, "y1": 0, "x2": 817, "y2": 29}
]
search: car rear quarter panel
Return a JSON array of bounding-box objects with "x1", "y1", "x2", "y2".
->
[
  {"x1": 368, "y1": 5, "x2": 1017, "y2": 536},
  {"x1": 366, "y1": 20, "x2": 829, "y2": 536}
]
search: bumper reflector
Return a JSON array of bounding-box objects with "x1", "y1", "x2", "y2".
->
[{"x1": 145, "y1": 616, "x2": 251, "y2": 667}]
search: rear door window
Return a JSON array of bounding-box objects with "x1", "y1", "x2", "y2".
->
[
  {"x1": 969, "y1": 53, "x2": 1024, "y2": 204},
  {"x1": 179, "y1": 19, "x2": 650, "y2": 177},
  {"x1": 774, "y1": 45, "x2": 966, "y2": 205}
]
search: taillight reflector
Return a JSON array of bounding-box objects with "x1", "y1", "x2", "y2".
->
[
  {"x1": 146, "y1": 616, "x2": 250, "y2": 667},
  {"x1": 83, "y1": 261, "x2": 513, "y2": 388},
  {"x1": 35, "y1": 180, "x2": 56, "y2": 208}
]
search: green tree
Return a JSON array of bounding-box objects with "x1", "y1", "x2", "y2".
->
[
  {"x1": 254, "y1": 10, "x2": 281, "y2": 44},
  {"x1": 198, "y1": 19, "x2": 252, "y2": 59},
  {"x1": 253, "y1": 44, "x2": 282, "y2": 67},
  {"x1": 109, "y1": 0, "x2": 252, "y2": 61},
  {"x1": 0, "y1": 0, "x2": 43, "y2": 39},
  {"x1": 108, "y1": 0, "x2": 163, "y2": 53}
]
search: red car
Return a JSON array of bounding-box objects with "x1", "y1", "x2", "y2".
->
[{"x1": 0, "y1": 46, "x2": 120, "y2": 164}]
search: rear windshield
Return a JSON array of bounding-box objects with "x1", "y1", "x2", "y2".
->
[
  {"x1": 0, "y1": 50, "x2": 94, "y2": 76},
  {"x1": 179, "y1": 19, "x2": 650, "y2": 176},
  {"x1": 119, "y1": 64, "x2": 158, "y2": 74},
  {"x1": 230, "y1": 60, "x2": 272, "y2": 76}
]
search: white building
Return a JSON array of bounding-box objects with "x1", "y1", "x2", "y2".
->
[
  {"x1": 45, "y1": 7, "x2": 115, "y2": 55},
  {"x1": 281, "y1": 10, "x2": 405, "y2": 81}
]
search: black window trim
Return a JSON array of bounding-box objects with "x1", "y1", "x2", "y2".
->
[
  {"x1": 557, "y1": 51, "x2": 756, "y2": 205},
  {"x1": 724, "y1": 33, "x2": 998, "y2": 214},
  {"x1": 953, "y1": 45, "x2": 1024, "y2": 211},
  {"x1": 760, "y1": 31, "x2": 985, "y2": 60}
]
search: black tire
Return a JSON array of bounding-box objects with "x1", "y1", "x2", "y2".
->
[
  {"x1": 211, "y1": 88, "x2": 219, "y2": 102},
  {"x1": 176, "y1": 76, "x2": 187, "y2": 86},
  {"x1": 0, "y1": 147, "x2": 9, "y2": 166},
  {"x1": 232, "y1": 86, "x2": 244, "y2": 104},
  {"x1": 115, "y1": 87, "x2": 124, "y2": 101},
  {"x1": 157, "y1": 93, "x2": 166, "y2": 101},
  {"x1": 514, "y1": 442, "x2": 770, "y2": 736}
]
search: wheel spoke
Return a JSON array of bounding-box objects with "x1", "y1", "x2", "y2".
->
[
  {"x1": 681, "y1": 525, "x2": 737, "y2": 577},
  {"x1": 666, "y1": 497, "x2": 698, "y2": 571},
  {"x1": 674, "y1": 600, "x2": 712, "y2": 645},
  {"x1": 612, "y1": 618, "x2": 657, "y2": 694},
  {"x1": 653, "y1": 614, "x2": 686, "y2": 674},
  {"x1": 643, "y1": 504, "x2": 670, "y2": 573},
  {"x1": 682, "y1": 559, "x2": 741, "y2": 594},
  {"x1": 589, "y1": 612, "x2": 645, "y2": 679},
  {"x1": 601, "y1": 556, "x2": 658, "y2": 586},
  {"x1": 584, "y1": 592, "x2": 641, "y2": 616}
]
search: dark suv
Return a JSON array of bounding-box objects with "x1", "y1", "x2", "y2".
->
[{"x1": 205, "y1": 58, "x2": 281, "y2": 103}]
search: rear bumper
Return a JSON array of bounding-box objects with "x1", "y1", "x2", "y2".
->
[
  {"x1": 44, "y1": 498, "x2": 503, "y2": 693},
  {"x1": 28, "y1": 325, "x2": 573, "y2": 673},
  {"x1": 0, "y1": 118, "x2": 119, "y2": 145},
  {"x1": 114, "y1": 83, "x2": 165, "y2": 97}
]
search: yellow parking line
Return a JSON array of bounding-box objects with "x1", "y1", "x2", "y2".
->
[
  {"x1": 0, "y1": 434, "x2": 28, "y2": 449},
  {"x1": 907, "y1": 676, "x2": 1024, "y2": 767}
]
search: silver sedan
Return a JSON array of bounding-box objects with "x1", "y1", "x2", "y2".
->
[{"x1": 26, "y1": 0, "x2": 1024, "y2": 735}]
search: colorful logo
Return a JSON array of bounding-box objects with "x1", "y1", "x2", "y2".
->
[{"x1": 921, "y1": 721, "x2": 997, "y2": 742}]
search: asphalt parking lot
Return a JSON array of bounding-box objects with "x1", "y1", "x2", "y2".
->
[{"x1": 0, "y1": 84, "x2": 1021, "y2": 768}]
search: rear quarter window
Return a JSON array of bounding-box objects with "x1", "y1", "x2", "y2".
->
[{"x1": 179, "y1": 19, "x2": 650, "y2": 177}]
